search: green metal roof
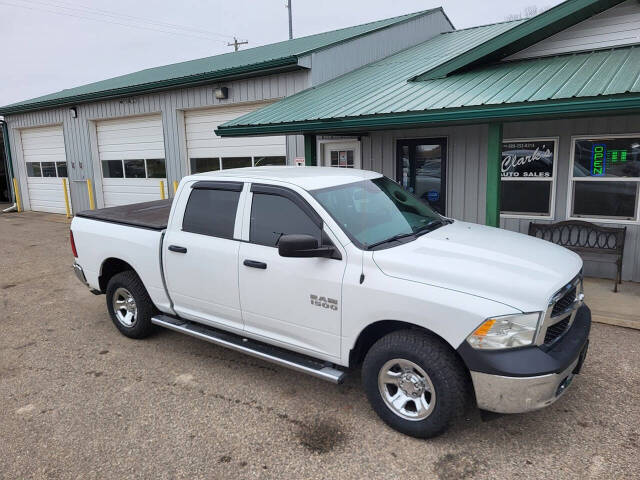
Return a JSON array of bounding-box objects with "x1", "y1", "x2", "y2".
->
[
  {"x1": 218, "y1": 25, "x2": 640, "y2": 135},
  {"x1": 0, "y1": 8, "x2": 442, "y2": 115},
  {"x1": 414, "y1": 0, "x2": 625, "y2": 80}
]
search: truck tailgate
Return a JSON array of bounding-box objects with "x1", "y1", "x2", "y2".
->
[{"x1": 76, "y1": 199, "x2": 172, "y2": 230}]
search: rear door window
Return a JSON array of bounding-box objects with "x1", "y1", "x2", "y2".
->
[{"x1": 182, "y1": 187, "x2": 241, "y2": 239}]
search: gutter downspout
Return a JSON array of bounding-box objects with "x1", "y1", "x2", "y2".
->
[{"x1": 1, "y1": 119, "x2": 17, "y2": 206}]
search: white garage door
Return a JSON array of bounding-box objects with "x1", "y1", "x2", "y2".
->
[
  {"x1": 21, "y1": 125, "x2": 69, "y2": 214},
  {"x1": 185, "y1": 104, "x2": 286, "y2": 173},
  {"x1": 97, "y1": 115, "x2": 167, "y2": 207}
]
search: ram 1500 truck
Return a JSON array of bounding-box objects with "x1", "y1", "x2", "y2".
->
[{"x1": 70, "y1": 167, "x2": 590, "y2": 438}]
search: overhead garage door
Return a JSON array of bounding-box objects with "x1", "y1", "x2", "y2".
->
[
  {"x1": 21, "y1": 125, "x2": 69, "y2": 214},
  {"x1": 97, "y1": 115, "x2": 167, "y2": 207},
  {"x1": 185, "y1": 104, "x2": 286, "y2": 173}
]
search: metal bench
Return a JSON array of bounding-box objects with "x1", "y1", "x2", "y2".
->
[{"x1": 528, "y1": 220, "x2": 626, "y2": 292}]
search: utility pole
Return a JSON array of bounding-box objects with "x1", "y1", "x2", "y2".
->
[
  {"x1": 227, "y1": 37, "x2": 248, "y2": 52},
  {"x1": 286, "y1": 0, "x2": 293, "y2": 39}
]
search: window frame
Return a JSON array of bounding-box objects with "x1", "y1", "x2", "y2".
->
[
  {"x1": 100, "y1": 158, "x2": 166, "y2": 179},
  {"x1": 500, "y1": 137, "x2": 558, "y2": 220},
  {"x1": 25, "y1": 161, "x2": 68, "y2": 178},
  {"x1": 567, "y1": 133, "x2": 640, "y2": 224},
  {"x1": 188, "y1": 155, "x2": 287, "y2": 174}
]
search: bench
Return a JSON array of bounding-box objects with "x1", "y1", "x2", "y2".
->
[{"x1": 528, "y1": 220, "x2": 626, "y2": 292}]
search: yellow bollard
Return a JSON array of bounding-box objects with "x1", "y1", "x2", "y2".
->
[
  {"x1": 12, "y1": 178, "x2": 22, "y2": 212},
  {"x1": 87, "y1": 178, "x2": 95, "y2": 210},
  {"x1": 172, "y1": 180, "x2": 178, "y2": 195},
  {"x1": 62, "y1": 178, "x2": 71, "y2": 218},
  {"x1": 159, "y1": 180, "x2": 166, "y2": 200}
]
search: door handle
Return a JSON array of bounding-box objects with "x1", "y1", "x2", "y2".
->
[
  {"x1": 168, "y1": 245, "x2": 187, "y2": 253},
  {"x1": 243, "y1": 259, "x2": 267, "y2": 269}
]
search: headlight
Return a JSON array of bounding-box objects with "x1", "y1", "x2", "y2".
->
[{"x1": 467, "y1": 312, "x2": 542, "y2": 350}]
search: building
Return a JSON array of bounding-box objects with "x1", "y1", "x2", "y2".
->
[
  {"x1": 216, "y1": 0, "x2": 640, "y2": 283},
  {"x1": 2, "y1": 0, "x2": 640, "y2": 282},
  {"x1": 0, "y1": 8, "x2": 452, "y2": 213}
]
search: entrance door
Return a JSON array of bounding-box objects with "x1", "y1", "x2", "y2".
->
[
  {"x1": 321, "y1": 141, "x2": 361, "y2": 169},
  {"x1": 396, "y1": 138, "x2": 447, "y2": 215}
]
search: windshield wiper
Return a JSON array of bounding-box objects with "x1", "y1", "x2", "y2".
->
[
  {"x1": 365, "y1": 232, "x2": 416, "y2": 250},
  {"x1": 414, "y1": 219, "x2": 445, "y2": 237}
]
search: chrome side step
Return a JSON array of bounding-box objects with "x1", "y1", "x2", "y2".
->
[{"x1": 151, "y1": 315, "x2": 347, "y2": 384}]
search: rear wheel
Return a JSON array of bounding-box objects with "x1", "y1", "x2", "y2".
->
[
  {"x1": 106, "y1": 270, "x2": 156, "y2": 339},
  {"x1": 362, "y1": 330, "x2": 470, "y2": 438}
]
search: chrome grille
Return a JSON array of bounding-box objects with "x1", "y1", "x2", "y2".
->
[
  {"x1": 544, "y1": 317, "x2": 570, "y2": 344},
  {"x1": 551, "y1": 285, "x2": 577, "y2": 317}
]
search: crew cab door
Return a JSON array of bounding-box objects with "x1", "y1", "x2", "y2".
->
[
  {"x1": 163, "y1": 181, "x2": 245, "y2": 331},
  {"x1": 238, "y1": 184, "x2": 345, "y2": 359}
]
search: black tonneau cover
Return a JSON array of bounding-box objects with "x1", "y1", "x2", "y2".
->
[{"x1": 76, "y1": 199, "x2": 172, "y2": 230}]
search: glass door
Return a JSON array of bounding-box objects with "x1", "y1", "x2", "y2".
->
[{"x1": 397, "y1": 138, "x2": 447, "y2": 215}]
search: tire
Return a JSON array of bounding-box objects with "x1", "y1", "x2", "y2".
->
[
  {"x1": 362, "y1": 329, "x2": 470, "y2": 438},
  {"x1": 105, "y1": 270, "x2": 157, "y2": 339}
]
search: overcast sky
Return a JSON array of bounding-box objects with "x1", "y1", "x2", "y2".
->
[{"x1": 0, "y1": 0, "x2": 562, "y2": 107}]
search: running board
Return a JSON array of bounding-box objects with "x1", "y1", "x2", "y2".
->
[{"x1": 151, "y1": 315, "x2": 347, "y2": 384}]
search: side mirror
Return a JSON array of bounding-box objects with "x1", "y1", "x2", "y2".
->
[{"x1": 278, "y1": 234, "x2": 336, "y2": 258}]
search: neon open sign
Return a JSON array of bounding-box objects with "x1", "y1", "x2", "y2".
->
[{"x1": 591, "y1": 144, "x2": 606, "y2": 176}]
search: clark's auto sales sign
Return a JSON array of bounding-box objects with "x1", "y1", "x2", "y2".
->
[{"x1": 501, "y1": 140, "x2": 555, "y2": 177}]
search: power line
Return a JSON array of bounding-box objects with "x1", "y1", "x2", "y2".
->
[
  {"x1": 0, "y1": 0, "x2": 233, "y2": 43},
  {"x1": 26, "y1": 0, "x2": 237, "y2": 40}
]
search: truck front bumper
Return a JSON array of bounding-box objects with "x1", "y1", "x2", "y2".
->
[{"x1": 458, "y1": 305, "x2": 591, "y2": 414}]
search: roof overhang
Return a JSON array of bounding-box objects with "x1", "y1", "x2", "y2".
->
[
  {"x1": 216, "y1": 94, "x2": 640, "y2": 136},
  {"x1": 413, "y1": 0, "x2": 626, "y2": 81},
  {"x1": 0, "y1": 57, "x2": 302, "y2": 116}
]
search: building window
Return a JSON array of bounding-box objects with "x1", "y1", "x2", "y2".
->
[
  {"x1": 26, "y1": 161, "x2": 67, "y2": 178},
  {"x1": 330, "y1": 150, "x2": 354, "y2": 168},
  {"x1": 189, "y1": 155, "x2": 287, "y2": 173},
  {"x1": 101, "y1": 159, "x2": 166, "y2": 179},
  {"x1": 570, "y1": 135, "x2": 640, "y2": 221},
  {"x1": 500, "y1": 139, "x2": 556, "y2": 218}
]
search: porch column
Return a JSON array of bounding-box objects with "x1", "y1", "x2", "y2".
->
[
  {"x1": 304, "y1": 134, "x2": 317, "y2": 166},
  {"x1": 485, "y1": 123, "x2": 503, "y2": 227}
]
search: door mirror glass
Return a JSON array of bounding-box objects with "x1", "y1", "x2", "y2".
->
[{"x1": 278, "y1": 234, "x2": 335, "y2": 258}]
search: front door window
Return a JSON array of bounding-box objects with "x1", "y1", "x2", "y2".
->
[{"x1": 397, "y1": 139, "x2": 447, "y2": 215}]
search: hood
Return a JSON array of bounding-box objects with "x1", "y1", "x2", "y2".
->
[{"x1": 372, "y1": 221, "x2": 582, "y2": 313}]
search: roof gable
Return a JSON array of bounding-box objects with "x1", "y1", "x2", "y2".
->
[{"x1": 413, "y1": 0, "x2": 626, "y2": 81}]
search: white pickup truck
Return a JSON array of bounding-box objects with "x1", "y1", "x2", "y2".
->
[{"x1": 70, "y1": 167, "x2": 590, "y2": 438}]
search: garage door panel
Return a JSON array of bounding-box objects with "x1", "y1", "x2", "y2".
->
[
  {"x1": 97, "y1": 127, "x2": 164, "y2": 142},
  {"x1": 97, "y1": 117, "x2": 163, "y2": 132},
  {"x1": 185, "y1": 105, "x2": 285, "y2": 173},
  {"x1": 21, "y1": 126, "x2": 69, "y2": 213},
  {"x1": 97, "y1": 115, "x2": 166, "y2": 207},
  {"x1": 102, "y1": 179, "x2": 166, "y2": 207}
]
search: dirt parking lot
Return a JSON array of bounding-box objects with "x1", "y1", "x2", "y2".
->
[{"x1": 1, "y1": 211, "x2": 639, "y2": 480}]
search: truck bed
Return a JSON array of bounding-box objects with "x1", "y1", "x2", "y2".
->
[{"x1": 76, "y1": 199, "x2": 172, "y2": 230}]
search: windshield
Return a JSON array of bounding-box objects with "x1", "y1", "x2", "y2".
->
[{"x1": 311, "y1": 176, "x2": 446, "y2": 249}]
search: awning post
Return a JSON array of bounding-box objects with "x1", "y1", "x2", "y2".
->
[
  {"x1": 486, "y1": 123, "x2": 502, "y2": 227},
  {"x1": 304, "y1": 134, "x2": 317, "y2": 166}
]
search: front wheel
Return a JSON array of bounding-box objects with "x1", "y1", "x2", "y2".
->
[
  {"x1": 105, "y1": 270, "x2": 157, "y2": 339},
  {"x1": 362, "y1": 330, "x2": 470, "y2": 438}
]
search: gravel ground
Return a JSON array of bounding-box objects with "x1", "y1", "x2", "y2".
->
[{"x1": 1, "y1": 211, "x2": 639, "y2": 480}]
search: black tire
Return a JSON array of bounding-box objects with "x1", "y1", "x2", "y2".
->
[
  {"x1": 362, "y1": 329, "x2": 470, "y2": 438},
  {"x1": 105, "y1": 270, "x2": 157, "y2": 339}
]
